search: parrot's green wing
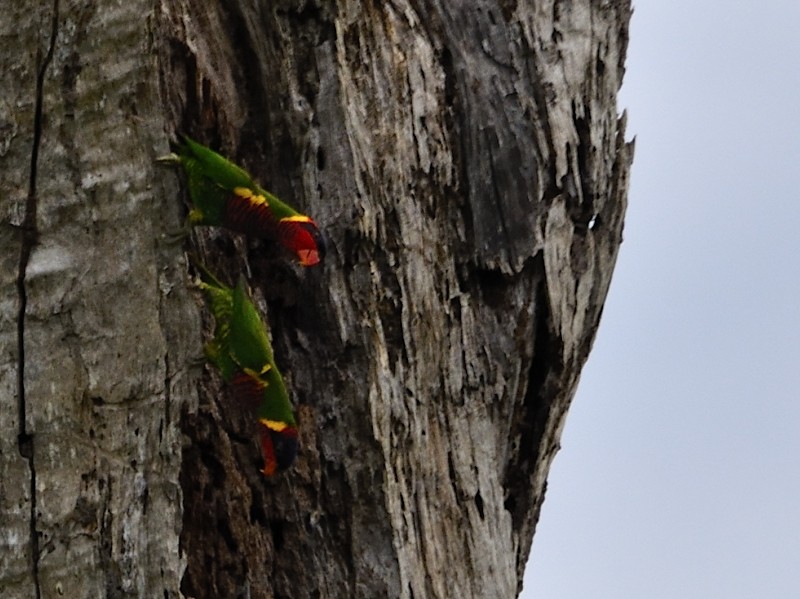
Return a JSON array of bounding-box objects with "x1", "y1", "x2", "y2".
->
[
  {"x1": 180, "y1": 136, "x2": 256, "y2": 192},
  {"x1": 228, "y1": 277, "x2": 275, "y2": 374},
  {"x1": 197, "y1": 268, "x2": 274, "y2": 377},
  {"x1": 195, "y1": 265, "x2": 299, "y2": 473},
  {"x1": 226, "y1": 278, "x2": 296, "y2": 426},
  {"x1": 255, "y1": 363, "x2": 296, "y2": 426}
]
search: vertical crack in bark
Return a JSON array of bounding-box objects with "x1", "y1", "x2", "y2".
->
[{"x1": 16, "y1": 2, "x2": 59, "y2": 596}]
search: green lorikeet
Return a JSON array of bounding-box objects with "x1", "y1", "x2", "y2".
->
[
  {"x1": 197, "y1": 268, "x2": 299, "y2": 476},
  {"x1": 159, "y1": 136, "x2": 325, "y2": 267}
]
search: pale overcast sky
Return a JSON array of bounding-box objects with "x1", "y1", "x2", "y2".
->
[{"x1": 522, "y1": 2, "x2": 800, "y2": 597}]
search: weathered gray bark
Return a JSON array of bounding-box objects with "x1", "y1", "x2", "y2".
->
[
  {"x1": 1, "y1": 1, "x2": 197, "y2": 596},
  {"x1": 1, "y1": 1, "x2": 632, "y2": 598}
]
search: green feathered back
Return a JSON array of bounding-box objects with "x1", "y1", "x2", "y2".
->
[
  {"x1": 229, "y1": 277, "x2": 274, "y2": 373},
  {"x1": 179, "y1": 137, "x2": 301, "y2": 223},
  {"x1": 197, "y1": 268, "x2": 296, "y2": 426},
  {"x1": 180, "y1": 136, "x2": 255, "y2": 191}
]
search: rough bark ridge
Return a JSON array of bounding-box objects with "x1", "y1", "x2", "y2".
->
[
  {"x1": 1, "y1": 1, "x2": 197, "y2": 597},
  {"x1": 162, "y1": 1, "x2": 632, "y2": 598},
  {"x1": 0, "y1": 0, "x2": 632, "y2": 598}
]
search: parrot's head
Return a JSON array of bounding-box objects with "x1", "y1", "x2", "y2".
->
[
  {"x1": 259, "y1": 420, "x2": 299, "y2": 476},
  {"x1": 278, "y1": 216, "x2": 326, "y2": 267}
]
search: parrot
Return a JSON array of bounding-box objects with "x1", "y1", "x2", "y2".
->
[
  {"x1": 196, "y1": 267, "x2": 299, "y2": 476},
  {"x1": 158, "y1": 136, "x2": 325, "y2": 267}
]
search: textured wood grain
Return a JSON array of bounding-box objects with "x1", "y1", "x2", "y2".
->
[
  {"x1": 1, "y1": 0, "x2": 632, "y2": 597},
  {"x1": 1, "y1": 0, "x2": 198, "y2": 596},
  {"x1": 164, "y1": 1, "x2": 633, "y2": 598}
]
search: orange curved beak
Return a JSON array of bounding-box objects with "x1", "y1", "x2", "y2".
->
[{"x1": 297, "y1": 248, "x2": 321, "y2": 267}]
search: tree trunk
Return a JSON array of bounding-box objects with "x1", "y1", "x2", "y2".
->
[{"x1": 1, "y1": 1, "x2": 632, "y2": 598}]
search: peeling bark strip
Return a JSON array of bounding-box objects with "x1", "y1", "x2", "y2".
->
[{"x1": 166, "y1": 1, "x2": 633, "y2": 598}]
